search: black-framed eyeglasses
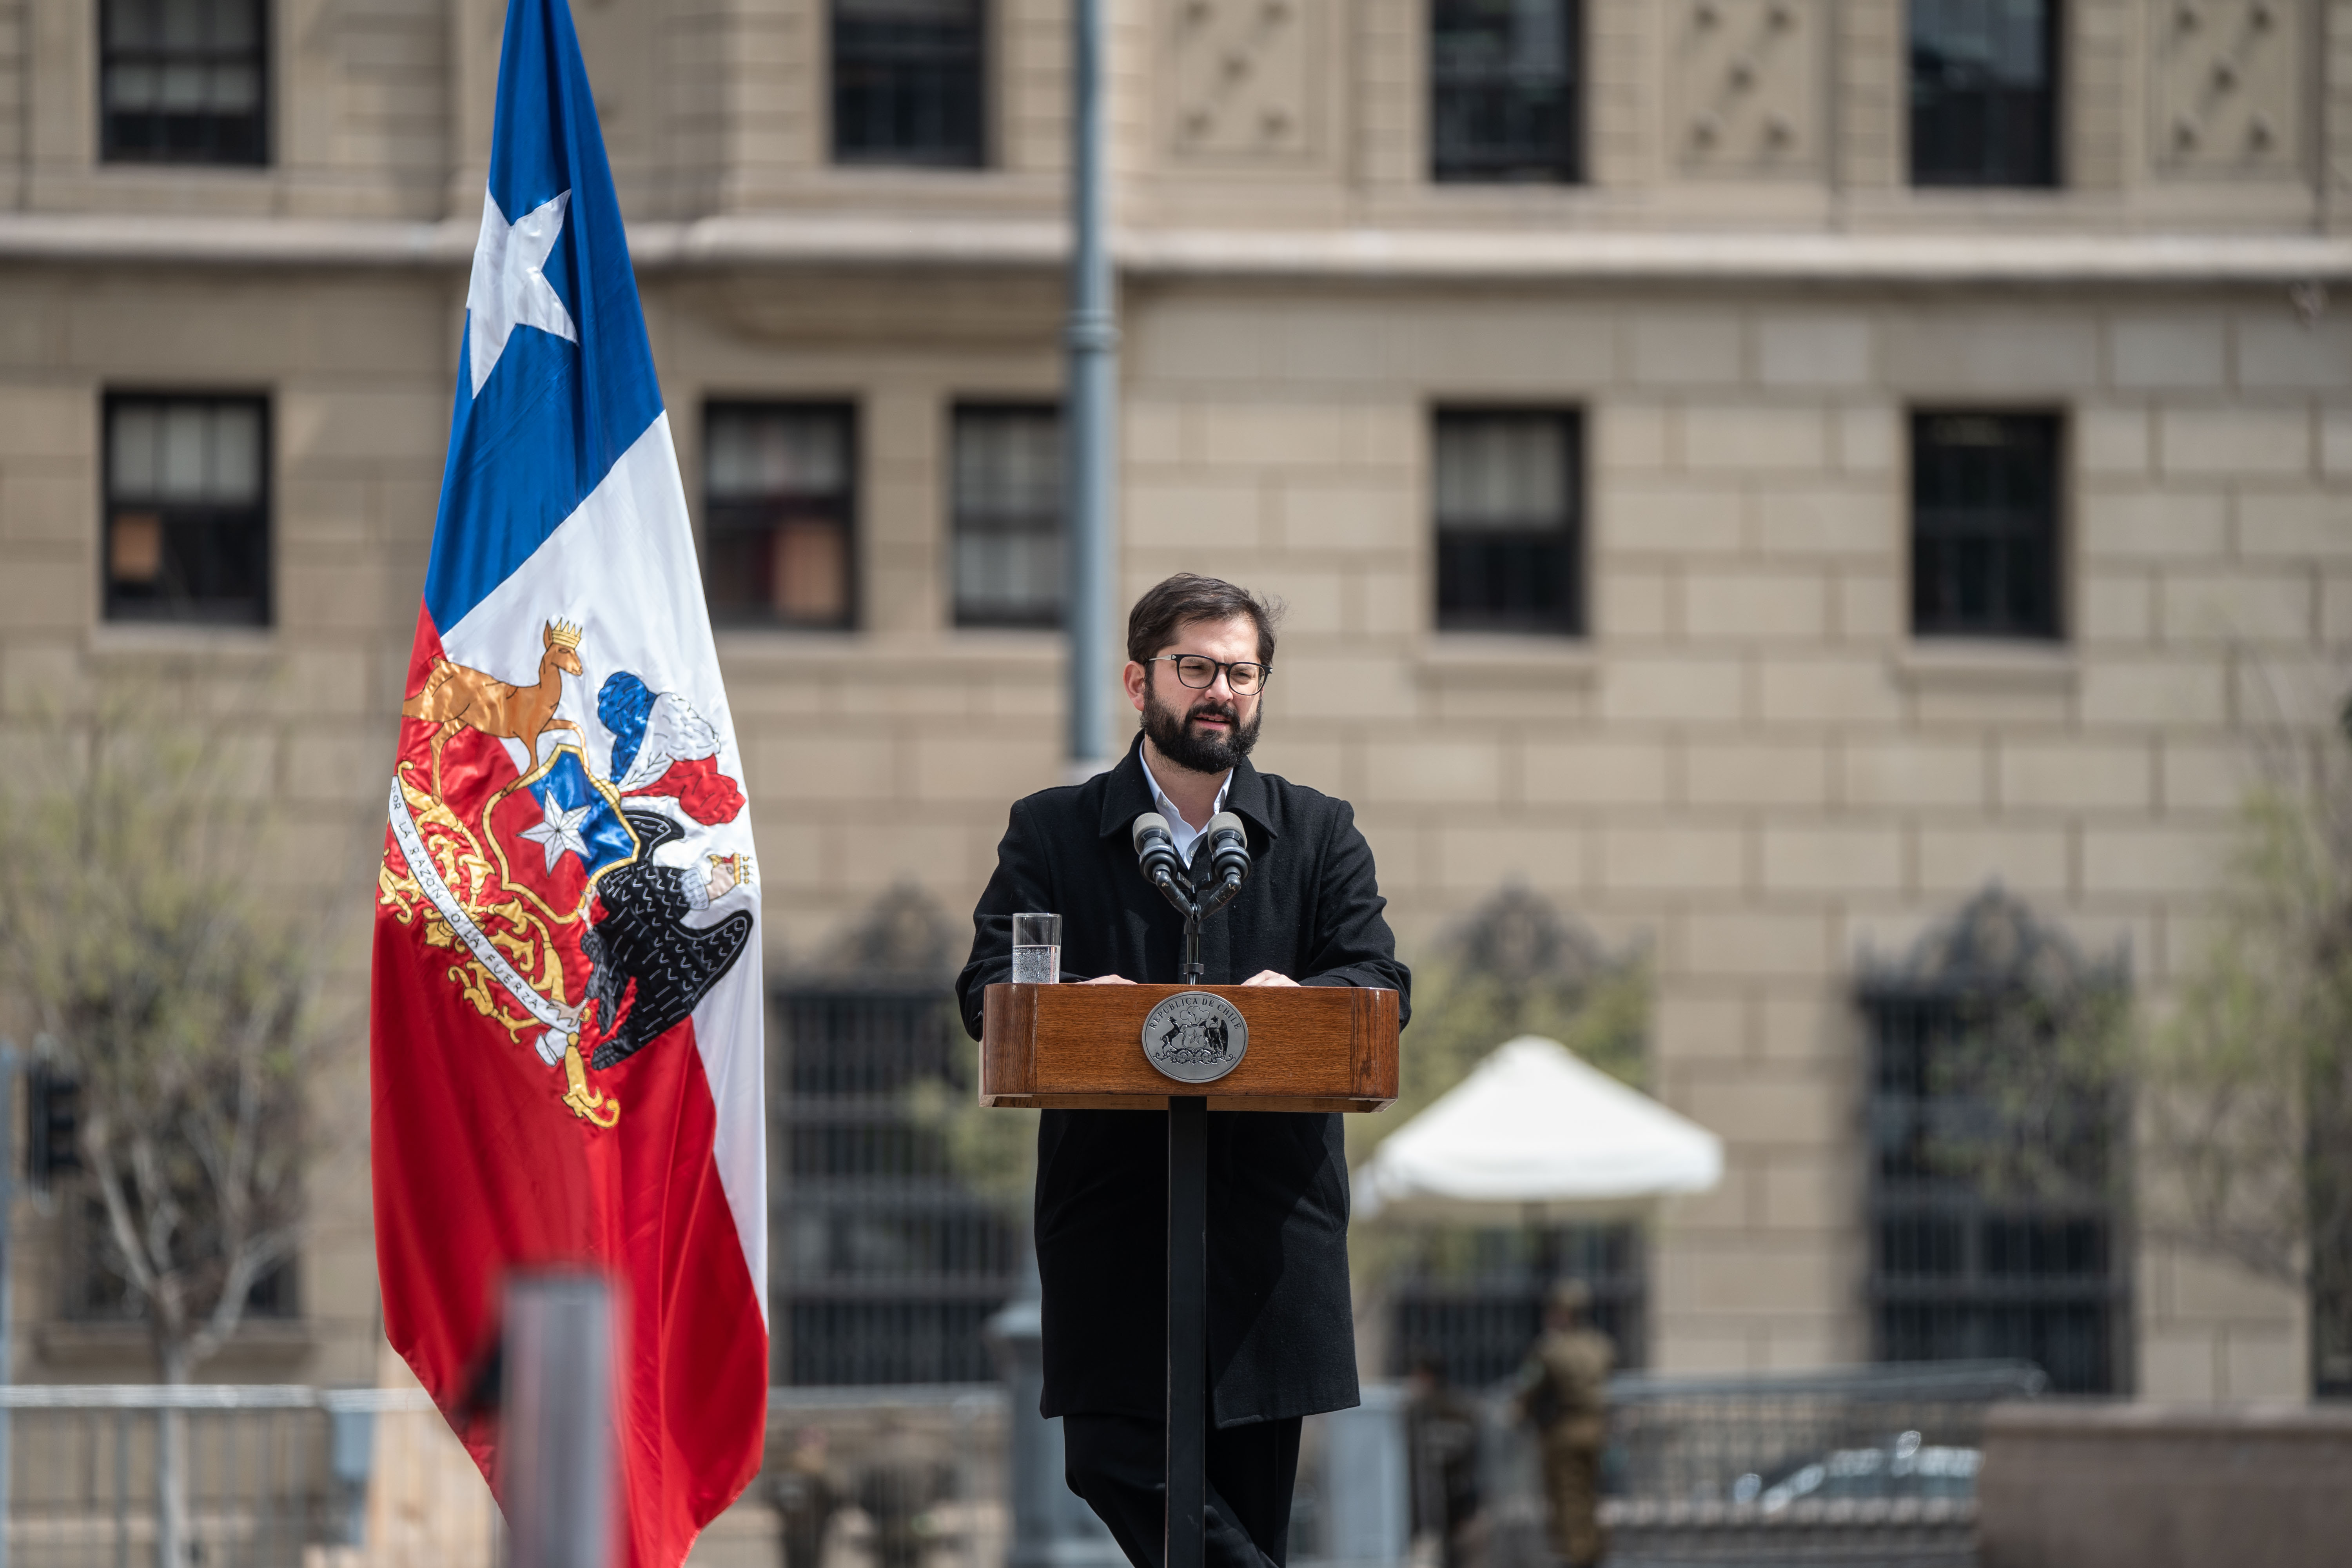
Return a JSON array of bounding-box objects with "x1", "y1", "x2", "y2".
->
[{"x1": 1147, "y1": 655, "x2": 1270, "y2": 696}]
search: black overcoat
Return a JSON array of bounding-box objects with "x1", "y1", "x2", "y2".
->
[{"x1": 955, "y1": 737, "x2": 1410, "y2": 1427}]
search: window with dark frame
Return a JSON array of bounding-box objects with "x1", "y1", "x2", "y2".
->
[
  {"x1": 1433, "y1": 409, "x2": 1583, "y2": 635},
  {"x1": 1860, "y1": 889, "x2": 2132, "y2": 1396},
  {"x1": 103, "y1": 393, "x2": 270, "y2": 626},
  {"x1": 703, "y1": 403, "x2": 857, "y2": 631},
  {"x1": 1909, "y1": 0, "x2": 2059, "y2": 187},
  {"x1": 66, "y1": 1196, "x2": 298, "y2": 1323},
  {"x1": 1431, "y1": 0, "x2": 1581, "y2": 182},
  {"x1": 951, "y1": 404, "x2": 1062, "y2": 630},
  {"x1": 770, "y1": 898, "x2": 1019, "y2": 1386},
  {"x1": 831, "y1": 0, "x2": 986, "y2": 168},
  {"x1": 1911, "y1": 411, "x2": 2062, "y2": 640},
  {"x1": 1388, "y1": 1221, "x2": 1646, "y2": 1388},
  {"x1": 100, "y1": 0, "x2": 268, "y2": 165}
]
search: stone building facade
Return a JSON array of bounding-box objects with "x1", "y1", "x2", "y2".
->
[{"x1": 1, "y1": 0, "x2": 2348, "y2": 1400}]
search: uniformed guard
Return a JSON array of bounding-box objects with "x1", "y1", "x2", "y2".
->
[{"x1": 1514, "y1": 1278, "x2": 1614, "y2": 1568}]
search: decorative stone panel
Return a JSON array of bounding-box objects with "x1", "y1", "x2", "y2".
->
[
  {"x1": 1165, "y1": 0, "x2": 1317, "y2": 163},
  {"x1": 2152, "y1": 0, "x2": 2306, "y2": 178},
  {"x1": 1671, "y1": 0, "x2": 1824, "y2": 176}
]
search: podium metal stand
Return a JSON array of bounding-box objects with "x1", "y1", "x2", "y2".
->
[{"x1": 982, "y1": 982, "x2": 1400, "y2": 1568}]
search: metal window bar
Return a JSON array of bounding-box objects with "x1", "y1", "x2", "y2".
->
[
  {"x1": 1388, "y1": 1222, "x2": 1645, "y2": 1390},
  {"x1": 1862, "y1": 988, "x2": 2129, "y2": 1394},
  {"x1": 773, "y1": 987, "x2": 1022, "y2": 1387},
  {"x1": 99, "y1": 0, "x2": 269, "y2": 165},
  {"x1": 1909, "y1": 0, "x2": 2060, "y2": 187},
  {"x1": 1909, "y1": 411, "x2": 2062, "y2": 639},
  {"x1": 1430, "y1": 0, "x2": 1581, "y2": 181},
  {"x1": 831, "y1": 0, "x2": 987, "y2": 167}
]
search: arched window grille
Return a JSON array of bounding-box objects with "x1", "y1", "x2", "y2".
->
[
  {"x1": 1858, "y1": 887, "x2": 2132, "y2": 1394},
  {"x1": 770, "y1": 889, "x2": 1020, "y2": 1386}
]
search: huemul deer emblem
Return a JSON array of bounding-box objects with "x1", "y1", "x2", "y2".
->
[{"x1": 402, "y1": 619, "x2": 585, "y2": 793}]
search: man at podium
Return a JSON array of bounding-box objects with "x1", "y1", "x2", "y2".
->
[{"x1": 956, "y1": 573, "x2": 1410, "y2": 1568}]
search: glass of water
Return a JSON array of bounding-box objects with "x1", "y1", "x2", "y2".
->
[{"x1": 1011, "y1": 912, "x2": 1061, "y2": 984}]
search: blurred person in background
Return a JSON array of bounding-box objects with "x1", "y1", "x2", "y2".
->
[
  {"x1": 1513, "y1": 1280, "x2": 1613, "y2": 1568},
  {"x1": 1405, "y1": 1352, "x2": 1483, "y2": 1568},
  {"x1": 770, "y1": 1427, "x2": 841, "y2": 1568}
]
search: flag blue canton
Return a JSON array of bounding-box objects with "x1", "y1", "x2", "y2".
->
[{"x1": 421, "y1": 0, "x2": 665, "y2": 637}]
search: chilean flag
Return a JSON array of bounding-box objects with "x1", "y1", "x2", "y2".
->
[{"x1": 369, "y1": 0, "x2": 766, "y2": 1559}]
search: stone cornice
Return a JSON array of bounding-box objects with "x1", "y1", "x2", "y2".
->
[{"x1": 1, "y1": 210, "x2": 2348, "y2": 285}]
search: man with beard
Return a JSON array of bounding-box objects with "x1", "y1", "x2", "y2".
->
[{"x1": 956, "y1": 573, "x2": 1409, "y2": 1568}]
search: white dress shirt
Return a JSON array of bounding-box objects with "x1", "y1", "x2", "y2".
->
[{"x1": 1146, "y1": 763, "x2": 1232, "y2": 867}]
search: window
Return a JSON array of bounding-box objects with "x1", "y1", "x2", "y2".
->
[
  {"x1": 770, "y1": 891, "x2": 1018, "y2": 1385},
  {"x1": 1860, "y1": 889, "x2": 2131, "y2": 1394},
  {"x1": 1389, "y1": 1222, "x2": 1645, "y2": 1388},
  {"x1": 951, "y1": 405, "x2": 1062, "y2": 630},
  {"x1": 1433, "y1": 410, "x2": 1582, "y2": 635},
  {"x1": 104, "y1": 393, "x2": 269, "y2": 626},
  {"x1": 1911, "y1": 411, "x2": 2062, "y2": 639},
  {"x1": 1431, "y1": 0, "x2": 1580, "y2": 181},
  {"x1": 704, "y1": 404, "x2": 857, "y2": 631},
  {"x1": 67, "y1": 1196, "x2": 297, "y2": 1321},
  {"x1": 100, "y1": 0, "x2": 268, "y2": 165},
  {"x1": 1909, "y1": 0, "x2": 2058, "y2": 186},
  {"x1": 831, "y1": 0, "x2": 986, "y2": 167}
]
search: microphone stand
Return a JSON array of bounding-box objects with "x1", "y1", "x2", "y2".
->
[
  {"x1": 1136, "y1": 821, "x2": 1248, "y2": 1568},
  {"x1": 1149, "y1": 861, "x2": 1243, "y2": 985}
]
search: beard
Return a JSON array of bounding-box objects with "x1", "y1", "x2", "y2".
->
[{"x1": 1142, "y1": 682, "x2": 1262, "y2": 774}]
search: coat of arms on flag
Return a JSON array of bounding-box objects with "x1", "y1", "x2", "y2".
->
[{"x1": 369, "y1": 0, "x2": 768, "y2": 1560}]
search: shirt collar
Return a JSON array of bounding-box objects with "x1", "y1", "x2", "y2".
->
[
  {"x1": 1095, "y1": 734, "x2": 1279, "y2": 844},
  {"x1": 1145, "y1": 762, "x2": 1230, "y2": 861}
]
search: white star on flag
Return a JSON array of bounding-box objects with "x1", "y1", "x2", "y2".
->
[
  {"x1": 465, "y1": 187, "x2": 579, "y2": 396},
  {"x1": 519, "y1": 792, "x2": 593, "y2": 873}
]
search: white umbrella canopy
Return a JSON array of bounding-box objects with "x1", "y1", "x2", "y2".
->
[{"x1": 1354, "y1": 1034, "x2": 1724, "y2": 1223}]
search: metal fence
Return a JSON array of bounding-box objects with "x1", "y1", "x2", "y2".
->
[
  {"x1": 1466, "y1": 1360, "x2": 2046, "y2": 1568},
  {"x1": 0, "y1": 1384, "x2": 430, "y2": 1568},
  {"x1": 1, "y1": 1363, "x2": 2036, "y2": 1568}
]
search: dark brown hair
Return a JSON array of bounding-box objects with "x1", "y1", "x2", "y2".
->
[{"x1": 1125, "y1": 573, "x2": 1281, "y2": 668}]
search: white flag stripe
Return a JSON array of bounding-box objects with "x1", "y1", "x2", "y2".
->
[{"x1": 441, "y1": 413, "x2": 767, "y2": 1322}]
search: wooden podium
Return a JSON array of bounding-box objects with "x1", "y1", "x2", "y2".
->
[
  {"x1": 979, "y1": 982, "x2": 1399, "y2": 1112},
  {"x1": 980, "y1": 981, "x2": 1401, "y2": 1568}
]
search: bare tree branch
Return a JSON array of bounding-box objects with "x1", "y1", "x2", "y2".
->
[{"x1": 0, "y1": 672, "x2": 346, "y2": 1383}]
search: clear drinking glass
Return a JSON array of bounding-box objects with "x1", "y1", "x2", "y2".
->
[{"x1": 1011, "y1": 912, "x2": 1061, "y2": 984}]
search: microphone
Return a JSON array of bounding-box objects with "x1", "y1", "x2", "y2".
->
[
  {"x1": 1203, "y1": 812, "x2": 1250, "y2": 887},
  {"x1": 1198, "y1": 811, "x2": 1252, "y2": 918},
  {"x1": 1132, "y1": 812, "x2": 1183, "y2": 893}
]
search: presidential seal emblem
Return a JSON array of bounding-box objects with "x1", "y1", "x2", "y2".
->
[{"x1": 1141, "y1": 992, "x2": 1249, "y2": 1085}]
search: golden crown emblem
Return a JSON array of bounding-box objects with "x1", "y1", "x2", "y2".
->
[{"x1": 547, "y1": 619, "x2": 584, "y2": 649}]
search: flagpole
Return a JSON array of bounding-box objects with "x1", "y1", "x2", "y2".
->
[{"x1": 1064, "y1": 0, "x2": 1118, "y2": 780}]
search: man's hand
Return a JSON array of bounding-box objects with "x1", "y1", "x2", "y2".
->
[
  {"x1": 1240, "y1": 970, "x2": 1298, "y2": 987},
  {"x1": 1078, "y1": 974, "x2": 1137, "y2": 985}
]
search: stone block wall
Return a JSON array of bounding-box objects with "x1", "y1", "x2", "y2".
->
[
  {"x1": 0, "y1": 0, "x2": 2346, "y2": 1396},
  {"x1": 1115, "y1": 281, "x2": 2346, "y2": 1386}
]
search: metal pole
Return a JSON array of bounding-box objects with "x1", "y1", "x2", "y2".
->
[
  {"x1": 0, "y1": 1042, "x2": 15, "y2": 1568},
  {"x1": 1064, "y1": 0, "x2": 1120, "y2": 777},
  {"x1": 1164, "y1": 1096, "x2": 1208, "y2": 1568},
  {"x1": 501, "y1": 1272, "x2": 617, "y2": 1568}
]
